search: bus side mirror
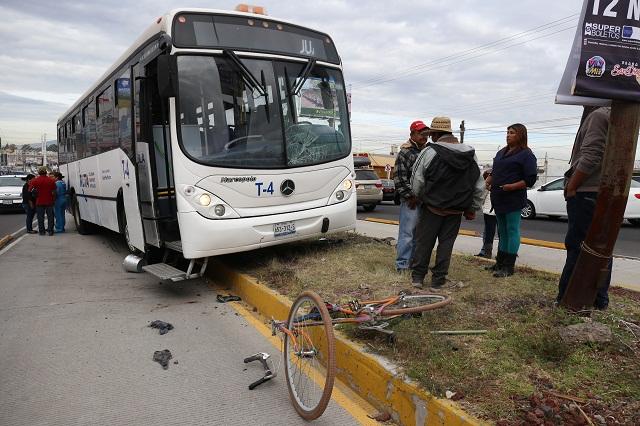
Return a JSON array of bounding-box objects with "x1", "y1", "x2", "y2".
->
[{"x1": 157, "y1": 55, "x2": 178, "y2": 98}]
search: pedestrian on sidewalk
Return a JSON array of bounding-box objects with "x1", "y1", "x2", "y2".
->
[
  {"x1": 410, "y1": 116, "x2": 484, "y2": 290},
  {"x1": 475, "y1": 169, "x2": 497, "y2": 259},
  {"x1": 21, "y1": 173, "x2": 38, "y2": 234},
  {"x1": 557, "y1": 106, "x2": 612, "y2": 310},
  {"x1": 485, "y1": 124, "x2": 537, "y2": 277},
  {"x1": 54, "y1": 172, "x2": 67, "y2": 233},
  {"x1": 28, "y1": 167, "x2": 57, "y2": 236},
  {"x1": 392, "y1": 120, "x2": 429, "y2": 272}
]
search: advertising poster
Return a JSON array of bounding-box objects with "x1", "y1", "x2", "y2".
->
[{"x1": 572, "y1": 0, "x2": 640, "y2": 101}]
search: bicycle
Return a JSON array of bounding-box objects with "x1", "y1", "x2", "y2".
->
[{"x1": 244, "y1": 290, "x2": 451, "y2": 420}]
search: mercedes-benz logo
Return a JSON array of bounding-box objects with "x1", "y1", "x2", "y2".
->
[{"x1": 280, "y1": 179, "x2": 295, "y2": 196}]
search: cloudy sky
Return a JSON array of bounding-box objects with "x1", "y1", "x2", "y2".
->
[{"x1": 1, "y1": 0, "x2": 635, "y2": 175}]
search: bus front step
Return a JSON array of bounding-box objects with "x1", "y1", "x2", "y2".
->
[
  {"x1": 164, "y1": 240, "x2": 183, "y2": 253},
  {"x1": 142, "y1": 257, "x2": 209, "y2": 282}
]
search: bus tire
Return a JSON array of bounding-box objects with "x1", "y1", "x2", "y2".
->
[
  {"x1": 72, "y1": 194, "x2": 94, "y2": 235},
  {"x1": 117, "y1": 198, "x2": 139, "y2": 254}
]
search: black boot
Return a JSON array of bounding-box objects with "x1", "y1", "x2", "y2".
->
[
  {"x1": 475, "y1": 244, "x2": 493, "y2": 259},
  {"x1": 485, "y1": 250, "x2": 505, "y2": 271},
  {"x1": 493, "y1": 253, "x2": 516, "y2": 277}
]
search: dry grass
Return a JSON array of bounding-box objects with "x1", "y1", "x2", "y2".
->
[{"x1": 221, "y1": 232, "x2": 640, "y2": 424}]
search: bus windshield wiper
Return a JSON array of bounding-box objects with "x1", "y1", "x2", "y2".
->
[
  {"x1": 223, "y1": 49, "x2": 266, "y2": 97},
  {"x1": 292, "y1": 58, "x2": 316, "y2": 96}
]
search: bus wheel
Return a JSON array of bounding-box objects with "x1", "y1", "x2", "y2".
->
[
  {"x1": 119, "y1": 206, "x2": 139, "y2": 254},
  {"x1": 72, "y1": 195, "x2": 94, "y2": 235}
]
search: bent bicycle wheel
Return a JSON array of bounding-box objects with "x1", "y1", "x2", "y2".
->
[
  {"x1": 381, "y1": 293, "x2": 451, "y2": 316},
  {"x1": 284, "y1": 291, "x2": 336, "y2": 420}
]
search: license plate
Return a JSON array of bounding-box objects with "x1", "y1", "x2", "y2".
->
[
  {"x1": 2, "y1": 200, "x2": 12, "y2": 205},
  {"x1": 365, "y1": 185, "x2": 375, "y2": 189},
  {"x1": 273, "y1": 221, "x2": 296, "y2": 237}
]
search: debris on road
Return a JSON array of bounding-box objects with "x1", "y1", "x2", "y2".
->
[
  {"x1": 216, "y1": 294, "x2": 241, "y2": 303},
  {"x1": 153, "y1": 349, "x2": 173, "y2": 370},
  {"x1": 149, "y1": 320, "x2": 174, "y2": 335}
]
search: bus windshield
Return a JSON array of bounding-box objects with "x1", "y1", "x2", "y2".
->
[{"x1": 176, "y1": 55, "x2": 351, "y2": 169}]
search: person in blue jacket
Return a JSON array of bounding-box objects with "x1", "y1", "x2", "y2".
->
[
  {"x1": 54, "y1": 172, "x2": 67, "y2": 233},
  {"x1": 485, "y1": 124, "x2": 537, "y2": 277}
]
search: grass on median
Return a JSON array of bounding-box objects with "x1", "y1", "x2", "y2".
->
[{"x1": 221, "y1": 232, "x2": 640, "y2": 424}]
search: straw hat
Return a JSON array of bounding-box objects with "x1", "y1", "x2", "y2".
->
[{"x1": 429, "y1": 116, "x2": 453, "y2": 133}]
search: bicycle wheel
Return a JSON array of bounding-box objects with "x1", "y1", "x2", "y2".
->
[
  {"x1": 284, "y1": 291, "x2": 336, "y2": 420},
  {"x1": 380, "y1": 293, "x2": 451, "y2": 316}
]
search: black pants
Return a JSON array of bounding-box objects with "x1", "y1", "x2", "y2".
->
[
  {"x1": 23, "y1": 203, "x2": 36, "y2": 232},
  {"x1": 411, "y1": 209, "x2": 462, "y2": 286},
  {"x1": 557, "y1": 192, "x2": 611, "y2": 308},
  {"x1": 36, "y1": 205, "x2": 54, "y2": 234},
  {"x1": 482, "y1": 214, "x2": 497, "y2": 247}
]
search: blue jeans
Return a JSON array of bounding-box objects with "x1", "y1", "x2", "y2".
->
[
  {"x1": 23, "y1": 203, "x2": 36, "y2": 232},
  {"x1": 396, "y1": 200, "x2": 419, "y2": 270},
  {"x1": 558, "y1": 192, "x2": 611, "y2": 308},
  {"x1": 54, "y1": 199, "x2": 66, "y2": 232}
]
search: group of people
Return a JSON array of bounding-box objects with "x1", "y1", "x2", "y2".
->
[
  {"x1": 392, "y1": 107, "x2": 611, "y2": 309},
  {"x1": 22, "y1": 166, "x2": 68, "y2": 236}
]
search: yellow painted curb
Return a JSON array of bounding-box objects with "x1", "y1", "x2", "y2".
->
[
  {"x1": 363, "y1": 218, "x2": 566, "y2": 250},
  {"x1": 208, "y1": 260, "x2": 485, "y2": 426},
  {"x1": 0, "y1": 235, "x2": 14, "y2": 250}
]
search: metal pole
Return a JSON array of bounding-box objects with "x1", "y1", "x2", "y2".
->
[
  {"x1": 561, "y1": 100, "x2": 640, "y2": 310},
  {"x1": 544, "y1": 152, "x2": 548, "y2": 185},
  {"x1": 459, "y1": 120, "x2": 465, "y2": 144}
]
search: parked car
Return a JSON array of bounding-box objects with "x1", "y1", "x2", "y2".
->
[
  {"x1": 521, "y1": 177, "x2": 640, "y2": 226},
  {"x1": 633, "y1": 176, "x2": 640, "y2": 185},
  {"x1": 355, "y1": 169, "x2": 383, "y2": 211},
  {"x1": 0, "y1": 175, "x2": 26, "y2": 212},
  {"x1": 380, "y1": 178, "x2": 396, "y2": 202}
]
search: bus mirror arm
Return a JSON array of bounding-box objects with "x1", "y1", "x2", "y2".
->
[{"x1": 157, "y1": 55, "x2": 178, "y2": 99}]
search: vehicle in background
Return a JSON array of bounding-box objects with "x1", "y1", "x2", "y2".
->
[
  {"x1": 0, "y1": 175, "x2": 25, "y2": 212},
  {"x1": 521, "y1": 177, "x2": 640, "y2": 226},
  {"x1": 633, "y1": 176, "x2": 640, "y2": 185},
  {"x1": 380, "y1": 178, "x2": 396, "y2": 202},
  {"x1": 355, "y1": 169, "x2": 382, "y2": 212}
]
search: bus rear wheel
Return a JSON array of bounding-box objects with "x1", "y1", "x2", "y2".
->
[
  {"x1": 72, "y1": 195, "x2": 94, "y2": 235},
  {"x1": 118, "y1": 203, "x2": 139, "y2": 254}
]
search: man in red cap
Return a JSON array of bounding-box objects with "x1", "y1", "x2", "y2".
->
[{"x1": 392, "y1": 120, "x2": 429, "y2": 272}]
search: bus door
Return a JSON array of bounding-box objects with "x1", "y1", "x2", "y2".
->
[{"x1": 134, "y1": 60, "x2": 179, "y2": 247}]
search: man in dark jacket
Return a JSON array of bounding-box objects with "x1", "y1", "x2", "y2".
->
[
  {"x1": 558, "y1": 106, "x2": 611, "y2": 309},
  {"x1": 392, "y1": 120, "x2": 428, "y2": 271},
  {"x1": 21, "y1": 173, "x2": 37, "y2": 234},
  {"x1": 28, "y1": 167, "x2": 57, "y2": 236},
  {"x1": 410, "y1": 116, "x2": 484, "y2": 289}
]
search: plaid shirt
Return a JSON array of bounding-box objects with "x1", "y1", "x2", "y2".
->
[{"x1": 393, "y1": 138, "x2": 423, "y2": 200}]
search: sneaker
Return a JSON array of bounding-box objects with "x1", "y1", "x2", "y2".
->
[
  {"x1": 48, "y1": 231, "x2": 54, "y2": 236},
  {"x1": 411, "y1": 279, "x2": 423, "y2": 289}
]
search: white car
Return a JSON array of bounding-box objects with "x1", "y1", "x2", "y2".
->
[
  {"x1": 521, "y1": 177, "x2": 640, "y2": 226},
  {"x1": 0, "y1": 175, "x2": 26, "y2": 211}
]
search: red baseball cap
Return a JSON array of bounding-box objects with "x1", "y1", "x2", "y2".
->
[{"x1": 410, "y1": 120, "x2": 428, "y2": 132}]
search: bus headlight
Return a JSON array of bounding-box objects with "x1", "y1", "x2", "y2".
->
[
  {"x1": 343, "y1": 180, "x2": 353, "y2": 191},
  {"x1": 184, "y1": 185, "x2": 196, "y2": 196},
  {"x1": 335, "y1": 190, "x2": 345, "y2": 201},
  {"x1": 213, "y1": 204, "x2": 226, "y2": 216},
  {"x1": 199, "y1": 194, "x2": 212, "y2": 206},
  {"x1": 328, "y1": 176, "x2": 354, "y2": 205}
]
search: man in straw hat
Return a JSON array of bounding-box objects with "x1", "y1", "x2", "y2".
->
[
  {"x1": 392, "y1": 120, "x2": 429, "y2": 272},
  {"x1": 28, "y1": 166, "x2": 57, "y2": 236},
  {"x1": 410, "y1": 116, "x2": 485, "y2": 290}
]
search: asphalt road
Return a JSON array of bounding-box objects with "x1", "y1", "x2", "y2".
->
[
  {"x1": 0, "y1": 211, "x2": 28, "y2": 237},
  {"x1": 358, "y1": 202, "x2": 640, "y2": 258}
]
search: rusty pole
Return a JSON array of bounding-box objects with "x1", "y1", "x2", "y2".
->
[{"x1": 561, "y1": 100, "x2": 640, "y2": 310}]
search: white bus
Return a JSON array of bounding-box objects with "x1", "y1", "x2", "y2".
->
[{"x1": 57, "y1": 7, "x2": 356, "y2": 280}]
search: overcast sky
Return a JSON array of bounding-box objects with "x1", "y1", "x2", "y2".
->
[{"x1": 1, "y1": 0, "x2": 636, "y2": 175}]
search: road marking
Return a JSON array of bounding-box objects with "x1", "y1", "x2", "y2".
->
[{"x1": 226, "y1": 300, "x2": 379, "y2": 425}]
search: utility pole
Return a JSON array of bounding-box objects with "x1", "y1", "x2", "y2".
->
[
  {"x1": 544, "y1": 152, "x2": 548, "y2": 185},
  {"x1": 459, "y1": 120, "x2": 465, "y2": 144},
  {"x1": 561, "y1": 101, "x2": 640, "y2": 310},
  {"x1": 42, "y1": 133, "x2": 47, "y2": 167}
]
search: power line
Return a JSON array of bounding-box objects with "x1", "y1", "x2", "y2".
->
[{"x1": 352, "y1": 13, "x2": 579, "y2": 88}]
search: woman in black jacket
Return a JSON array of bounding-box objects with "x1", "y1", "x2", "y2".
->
[{"x1": 485, "y1": 124, "x2": 537, "y2": 277}]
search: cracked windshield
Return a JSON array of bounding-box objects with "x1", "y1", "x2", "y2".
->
[{"x1": 177, "y1": 55, "x2": 350, "y2": 169}]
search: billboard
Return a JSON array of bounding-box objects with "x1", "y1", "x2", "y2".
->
[{"x1": 558, "y1": 0, "x2": 640, "y2": 103}]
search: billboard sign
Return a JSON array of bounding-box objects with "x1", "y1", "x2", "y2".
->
[{"x1": 561, "y1": 0, "x2": 640, "y2": 103}]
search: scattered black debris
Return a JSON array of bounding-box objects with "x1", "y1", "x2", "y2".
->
[
  {"x1": 149, "y1": 320, "x2": 174, "y2": 335},
  {"x1": 217, "y1": 294, "x2": 241, "y2": 303},
  {"x1": 153, "y1": 349, "x2": 172, "y2": 370},
  {"x1": 173, "y1": 360, "x2": 179, "y2": 365}
]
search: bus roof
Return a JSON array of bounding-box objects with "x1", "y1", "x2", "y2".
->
[{"x1": 58, "y1": 8, "x2": 333, "y2": 123}]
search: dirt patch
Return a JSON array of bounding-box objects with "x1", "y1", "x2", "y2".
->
[{"x1": 221, "y1": 232, "x2": 640, "y2": 424}]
